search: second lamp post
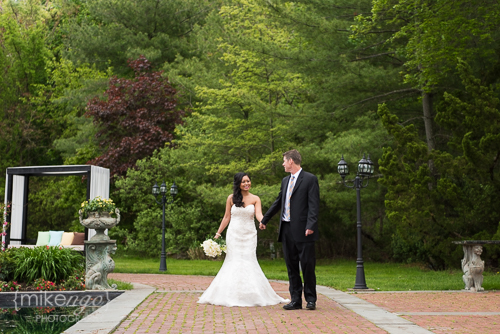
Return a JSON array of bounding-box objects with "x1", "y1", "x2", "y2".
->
[
  {"x1": 337, "y1": 154, "x2": 374, "y2": 289},
  {"x1": 152, "y1": 181, "x2": 178, "y2": 272}
]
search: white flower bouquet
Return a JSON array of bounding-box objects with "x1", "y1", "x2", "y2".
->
[{"x1": 201, "y1": 237, "x2": 227, "y2": 258}]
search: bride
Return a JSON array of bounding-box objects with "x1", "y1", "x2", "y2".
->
[{"x1": 198, "y1": 172, "x2": 289, "y2": 307}]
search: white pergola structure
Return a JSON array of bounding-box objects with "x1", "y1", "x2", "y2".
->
[{"x1": 3, "y1": 165, "x2": 110, "y2": 246}]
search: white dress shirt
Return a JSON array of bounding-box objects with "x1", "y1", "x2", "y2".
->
[{"x1": 282, "y1": 168, "x2": 302, "y2": 221}]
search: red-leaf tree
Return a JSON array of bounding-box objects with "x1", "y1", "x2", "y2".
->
[{"x1": 86, "y1": 56, "x2": 185, "y2": 177}]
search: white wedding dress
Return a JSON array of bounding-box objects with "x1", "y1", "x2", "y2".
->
[{"x1": 198, "y1": 204, "x2": 289, "y2": 307}]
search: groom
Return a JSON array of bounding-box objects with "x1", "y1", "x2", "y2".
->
[{"x1": 259, "y1": 149, "x2": 320, "y2": 310}]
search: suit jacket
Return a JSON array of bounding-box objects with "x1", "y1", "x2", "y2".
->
[{"x1": 261, "y1": 170, "x2": 320, "y2": 242}]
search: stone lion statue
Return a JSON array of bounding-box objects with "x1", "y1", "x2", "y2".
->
[
  {"x1": 86, "y1": 243, "x2": 118, "y2": 290},
  {"x1": 462, "y1": 245, "x2": 484, "y2": 292}
]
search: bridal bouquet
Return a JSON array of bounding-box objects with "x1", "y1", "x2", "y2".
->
[{"x1": 201, "y1": 237, "x2": 227, "y2": 258}]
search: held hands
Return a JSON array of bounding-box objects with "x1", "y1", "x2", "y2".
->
[{"x1": 259, "y1": 222, "x2": 312, "y2": 235}]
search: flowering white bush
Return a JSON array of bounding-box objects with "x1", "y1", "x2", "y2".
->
[{"x1": 201, "y1": 238, "x2": 226, "y2": 258}]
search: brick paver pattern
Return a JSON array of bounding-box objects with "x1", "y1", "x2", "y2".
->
[
  {"x1": 110, "y1": 273, "x2": 500, "y2": 334},
  {"x1": 110, "y1": 274, "x2": 385, "y2": 334},
  {"x1": 357, "y1": 291, "x2": 500, "y2": 334},
  {"x1": 357, "y1": 291, "x2": 500, "y2": 313}
]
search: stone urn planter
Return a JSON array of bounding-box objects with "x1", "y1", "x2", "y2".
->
[
  {"x1": 78, "y1": 205, "x2": 120, "y2": 290},
  {"x1": 78, "y1": 209, "x2": 120, "y2": 241}
]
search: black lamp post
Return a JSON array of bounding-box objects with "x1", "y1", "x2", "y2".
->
[
  {"x1": 152, "y1": 181, "x2": 178, "y2": 271},
  {"x1": 337, "y1": 154, "x2": 374, "y2": 289}
]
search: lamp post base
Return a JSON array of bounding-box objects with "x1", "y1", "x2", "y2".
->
[
  {"x1": 159, "y1": 254, "x2": 167, "y2": 272},
  {"x1": 353, "y1": 263, "x2": 368, "y2": 290}
]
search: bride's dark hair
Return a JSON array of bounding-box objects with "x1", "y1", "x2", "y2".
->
[{"x1": 233, "y1": 172, "x2": 249, "y2": 208}]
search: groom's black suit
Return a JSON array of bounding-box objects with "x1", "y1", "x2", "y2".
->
[{"x1": 261, "y1": 170, "x2": 320, "y2": 304}]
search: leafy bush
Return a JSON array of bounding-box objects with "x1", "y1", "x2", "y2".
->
[
  {"x1": 13, "y1": 246, "x2": 84, "y2": 283},
  {"x1": 0, "y1": 248, "x2": 18, "y2": 281}
]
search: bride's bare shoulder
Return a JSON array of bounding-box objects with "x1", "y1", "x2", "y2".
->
[
  {"x1": 226, "y1": 194, "x2": 234, "y2": 206},
  {"x1": 249, "y1": 193, "x2": 261, "y2": 204}
]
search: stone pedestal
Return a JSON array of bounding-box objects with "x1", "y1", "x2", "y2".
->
[
  {"x1": 453, "y1": 240, "x2": 500, "y2": 292},
  {"x1": 79, "y1": 209, "x2": 120, "y2": 290},
  {"x1": 85, "y1": 240, "x2": 117, "y2": 290}
]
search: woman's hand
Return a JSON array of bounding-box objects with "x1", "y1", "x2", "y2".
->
[{"x1": 214, "y1": 232, "x2": 221, "y2": 239}]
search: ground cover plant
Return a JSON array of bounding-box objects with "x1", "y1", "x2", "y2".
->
[
  {"x1": 108, "y1": 279, "x2": 134, "y2": 290},
  {"x1": 112, "y1": 255, "x2": 500, "y2": 291}
]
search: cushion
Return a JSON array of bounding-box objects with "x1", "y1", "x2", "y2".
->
[
  {"x1": 72, "y1": 232, "x2": 86, "y2": 245},
  {"x1": 35, "y1": 231, "x2": 50, "y2": 246},
  {"x1": 59, "y1": 232, "x2": 74, "y2": 246},
  {"x1": 48, "y1": 231, "x2": 64, "y2": 246}
]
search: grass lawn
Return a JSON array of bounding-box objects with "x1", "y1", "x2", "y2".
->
[
  {"x1": 108, "y1": 278, "x2": 134, "y2": 290},
  {"x1": 113, "y1": 254, "x2": 500, "y2": 291}
]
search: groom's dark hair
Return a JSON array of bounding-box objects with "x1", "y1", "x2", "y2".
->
[{"x1": 283, "y1": 150, "x2": 302, "y2": 165}]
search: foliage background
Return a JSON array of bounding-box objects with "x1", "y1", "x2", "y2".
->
[{"x1": 1, "y1": 0, "x2": 499, "y2": 269}]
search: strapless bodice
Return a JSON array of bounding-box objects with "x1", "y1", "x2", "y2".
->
[{"x1": 231, "y1": 204, "x2": 255, "y2": 221}]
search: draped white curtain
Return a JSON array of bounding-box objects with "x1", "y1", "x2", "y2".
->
[
  {"x1": 4, "y1": 175, "x2": 25, "y2": 245},
  {"x1": 88, "y1": 166, "x2": 110, "y2": 239}
]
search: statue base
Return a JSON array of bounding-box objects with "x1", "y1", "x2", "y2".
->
[{"x1": 85, "y1": 240, "x2": 117, "y2": 290}]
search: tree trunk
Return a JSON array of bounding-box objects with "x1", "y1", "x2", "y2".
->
[
  {"x1": 422, "y1": 92, "x2": 435, "y2": 153},
  {"x1": 422, "y1": 91, "x2": 435, "y2": 188}
]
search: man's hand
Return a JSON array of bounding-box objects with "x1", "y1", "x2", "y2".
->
[
  {"x1": 259, "y1": 223, "x2": 266, "y2": 230},
  {"x1": 305, "y1": 229, "x2": 314, "y2": 236}
]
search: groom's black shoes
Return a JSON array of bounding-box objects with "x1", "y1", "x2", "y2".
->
[
  {"x1": 283, "y1": 301, "x2": 302, "y2": 310},
  {"x1": 306, "y1": 302, "x2": 316, "y2": 310}
]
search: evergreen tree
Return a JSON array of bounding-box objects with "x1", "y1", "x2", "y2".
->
[{"x1": 64, "y1": 0, "x2": 217, "y2": 75}]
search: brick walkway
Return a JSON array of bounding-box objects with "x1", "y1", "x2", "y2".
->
[
  {"x1": 357, "y1": 291, "x2": 500, "y2": 334},
  {"x1": 109, "y1": 273, "x2": 500, "y2": 334}
]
